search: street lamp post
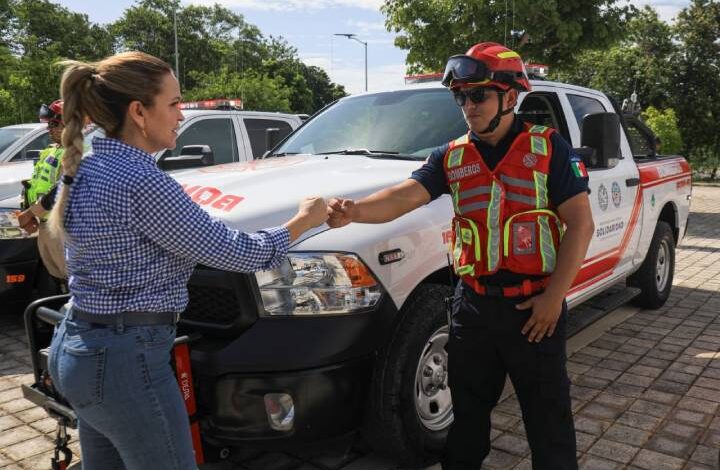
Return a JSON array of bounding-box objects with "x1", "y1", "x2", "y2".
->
[
  {"x1": 173, "y1": 9, "x2": 180, "y2": 79},
  {"x1": 334, "y1": 33, "x2": 367, "y2": 92}
]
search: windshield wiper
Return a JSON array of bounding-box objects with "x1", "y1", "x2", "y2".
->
[
  {"x1": 266, "y1": 151, "x2": 300, "y2": 158},
  {"x1": 316, "y1": 149, "x2": 420, "y2": 160},
  {"x1": 316, "y1": 149, "x2": 398, "y2": 155}
]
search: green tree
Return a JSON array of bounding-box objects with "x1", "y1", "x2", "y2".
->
[
  {"x1": 112, "y1": 0, "x2": 253, "y2": 88},
  {"x1": 642, "y1": 107, "x2": 683, "y2": 155},
  {"x1": 184, "y1": 67, "x2": 293, "y2": 112},
  {"x1": 382, "y1": 0, "x2": 636, "y2": 73},
  {"x1": 552, "y1": 7, "x2": 675, "y2": 111},
  {"x1": 300, "y1": 65, "x2": 346, "y2": 113},
  {"x1": 671, "y1": 0, "x2": 720, "y2": 167},
  {"x1": 0, "y1": 0, "x2": 113, "y2": 125}
]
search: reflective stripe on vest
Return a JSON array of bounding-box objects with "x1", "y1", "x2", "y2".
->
[
  {"x1": 459, "y1": 185, "x2": 492, "y2": 199},
  {"x1": 533, "y1": 171, "x2": 548, "y2": 208},
  {"x1": 538, "y1": 215, "x2": 556, "y2": 272},
  {"x1": 458, "y1": 200, "x2": 489, "y2": 214},
  {"x1": 500, "y1": 174, "x2": 535, "y2": 189},
  {"x1": 529, "y1": 125, "x2": 549, "y2": 134},
  {"x1": 449, "y1": 182, "x2": 460, "y2": 213},
  {"x1": 454, "y1": 134, "x2": 470, "y2": 146},
  {"x1": 530, "y1": 136, "x2": 548, "y2": 156},
  {"x1": 506, "y1": 192, "x2": 536, "y2": 206},
  {"x1": 486, "y1": 181, "x2": 502, "y2": 271}
]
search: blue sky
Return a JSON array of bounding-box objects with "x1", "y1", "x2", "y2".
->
[{"x1": 57, "y1": 0, "x2": 690, "y2": 95}]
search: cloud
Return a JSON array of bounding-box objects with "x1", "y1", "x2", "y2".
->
[
  {"x1": 330, "y1": 62, "x2": 407, "y2": 95},
  {"x1": 185, "y1": 0, "x2": 384, "y2": 12},
  {"x1": 626, "y1": 0, "x2": 689, "y2": 22},
  {"x1": 346, "y1": 20, "x2": 387, "y2": 33}
]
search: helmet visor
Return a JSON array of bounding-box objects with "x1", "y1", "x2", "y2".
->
[
  {"x1": 441, "y1": 55, "x2": 490, "y2": 88},
  {"x1": 38, "y1": 104, "x2": 61, "y2": 123}
]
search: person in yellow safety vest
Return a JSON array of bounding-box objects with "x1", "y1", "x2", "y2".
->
[
  {"x1": 327, "y1": 42, "x2": 594, "y2": 470},
  {"x1": 18, "y1": 100, "x2": 67, "y2": 281}
]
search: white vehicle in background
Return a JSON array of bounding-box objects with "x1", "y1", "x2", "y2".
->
[
  {"x1": 0, "y1": 100, "x2": 304, "y2": 306},
  {"x1": 0, "y1": 123, "x2": 50, "y2": 200}
]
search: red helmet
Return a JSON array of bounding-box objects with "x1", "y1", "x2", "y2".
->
[
  {"x1": 441, "y1": 42, "x2": 531, "y2": 92},
  {"x1": 39, "y1": 100, "x2": 63, "y2": 124}
]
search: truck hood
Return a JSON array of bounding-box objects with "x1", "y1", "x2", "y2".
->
[
  {"x1": 172, "y1": 155, "x2": 423, "y2": 243},
  {"x1": 0, "y1": 160, "x2": 33, "y2": 203}
]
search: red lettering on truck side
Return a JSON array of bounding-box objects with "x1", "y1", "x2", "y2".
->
[{"x1": 181, "y1": 185, "x2": 245, "y2": 212}]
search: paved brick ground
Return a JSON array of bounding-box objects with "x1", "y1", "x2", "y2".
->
[{"x1": 1, "y1": 185, "x2": 719, "y2": 470}]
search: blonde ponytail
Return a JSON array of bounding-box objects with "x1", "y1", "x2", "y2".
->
[{"x1": 47, "y1": 52, "x2": 173, "y2": 238}]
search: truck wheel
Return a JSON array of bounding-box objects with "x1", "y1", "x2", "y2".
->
[
  {"x1": 629, "y1": 221, "x2": 675, "y2": 309},
  {"x1": 363, "y1": 283, "x2": 453, "y2": 467}
]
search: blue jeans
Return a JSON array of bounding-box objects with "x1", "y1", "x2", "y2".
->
[{"x1": 47, "y1": 308, "x2": 198, "y2": 470}]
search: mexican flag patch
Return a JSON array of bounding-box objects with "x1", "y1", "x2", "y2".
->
[{"x1": 571, "y1": 159, "x2": 588, "y2": 178}]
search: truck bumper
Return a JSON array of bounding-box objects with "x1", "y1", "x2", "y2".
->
[
  {"x1": 0, "y1": 238, "x2": 39, "y2": 302},
  {"x1": 200, "y1": 357, "x2": 373, "y2": 447},
  {"x1": 191, "y1": 296, "x2": 398, "y2": 447}
]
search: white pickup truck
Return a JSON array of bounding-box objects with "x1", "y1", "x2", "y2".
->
[{"x1": 23, "y1": 79, "x2": 691, "y2": 466}]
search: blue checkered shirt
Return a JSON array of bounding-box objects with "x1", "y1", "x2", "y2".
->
[{"x1": 64, "y1": 137, "x2": 290, "y2": 315}]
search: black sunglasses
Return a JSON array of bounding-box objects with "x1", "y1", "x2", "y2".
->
[
  {"x1": 452, "y1": 87, "x2": 500, "y2": 107},
  {"x1": 47, "y1": 121, "x2": 62, "y2": 129}
]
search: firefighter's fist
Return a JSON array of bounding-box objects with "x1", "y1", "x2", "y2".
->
[
  {"x1": 298, "y1": 197, "x2": 329, "y2": 228},
  {"x1": 327, "y1": 198, "x2": 355, "y2": 228}
]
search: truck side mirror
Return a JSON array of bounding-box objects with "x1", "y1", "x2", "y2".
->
[
  {"x1": 159, "y1": 145, "x2": 214, "y2": 171},
  {"x1": 580, "y1": 113, "x2": 620, "y2": 169},
  {"x1": 265, "y1": 128, "x2": 280, "y2": 155}
]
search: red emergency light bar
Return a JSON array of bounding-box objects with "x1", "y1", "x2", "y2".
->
[{"x1": 180, "y1": 98, "x2": 243, "y2": 110}]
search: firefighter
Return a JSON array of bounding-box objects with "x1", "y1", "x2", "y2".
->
[
  {"x1": 327, "y1": 42, "x2": 594, "y2": 470},
  {"x1": 18, "y1": 100, "x2": 67, "y2": 280}
]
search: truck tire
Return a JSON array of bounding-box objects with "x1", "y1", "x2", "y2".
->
[
  {"x1": 629, "y1": 221, "x2": 675, "y2": 309},
  {"x1": 363, "y1": 283, "x2": 454, "y2": 468}
]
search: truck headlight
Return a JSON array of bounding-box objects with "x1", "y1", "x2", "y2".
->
[
  {"x1": 0, "y1": 209, "x2": 36, "y2": 239},
  {"x1": 255, "y1": 253, "x2": 382, "y2": 316}
]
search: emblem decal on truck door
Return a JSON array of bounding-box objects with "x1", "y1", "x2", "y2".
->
[{"x1": 597, "y1": 184, "x2": 609, "y2": 211}]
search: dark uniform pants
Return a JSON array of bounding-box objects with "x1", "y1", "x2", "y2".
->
[{"x1": 442, "y1": 281, "x2": 577, "y2": 470}]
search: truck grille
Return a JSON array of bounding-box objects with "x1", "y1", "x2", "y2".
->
[
  {"x1": 180, "y1": 268, "x2": 259, "y2": 334},
  {"x1": 183, "y1": 285, "x2": 241, "y2": 325}
]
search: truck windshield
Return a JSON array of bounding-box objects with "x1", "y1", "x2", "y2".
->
[
  {"x1": 272, "y1": 88, "x2": 467, "y2": 159},
  {"x1": 0, "y1": 127, "x2": 32, "y2": 154}
]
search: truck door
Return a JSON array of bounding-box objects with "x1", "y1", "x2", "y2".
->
[{"x1": 563, "y1": 92, "x2": 641, "y2": 290}]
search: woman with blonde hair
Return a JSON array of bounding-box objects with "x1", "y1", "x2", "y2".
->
[{"x1": 46, "y1": 51, "x2": 328, "y2": 469}]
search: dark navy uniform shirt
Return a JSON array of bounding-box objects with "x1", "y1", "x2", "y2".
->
[{"x1": 410, "y1": 117, "x2": 589, "y2": 285}]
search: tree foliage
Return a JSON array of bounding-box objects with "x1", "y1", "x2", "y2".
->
[
  {"x1": 382, "y1": 0, "x2": 636, "y2": 73},
  {"x1": 671, "y1": 0, "x2": 720, "y2": 165},
  {"x1": 549, "y1": 4, "x2": 720, "y2": 167},
  {"x1": 184, "y1": 67, "x2": 293, "y2": 112},
  {"x1": 0, "y1": 0, "x2": 346, "y2": 126},
  {"x1": 642, "y1": 107, "x2": 683, "y2": 155},
  {"x1": 552, "y1": 7, "x2": 675, "y2": 111}
]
